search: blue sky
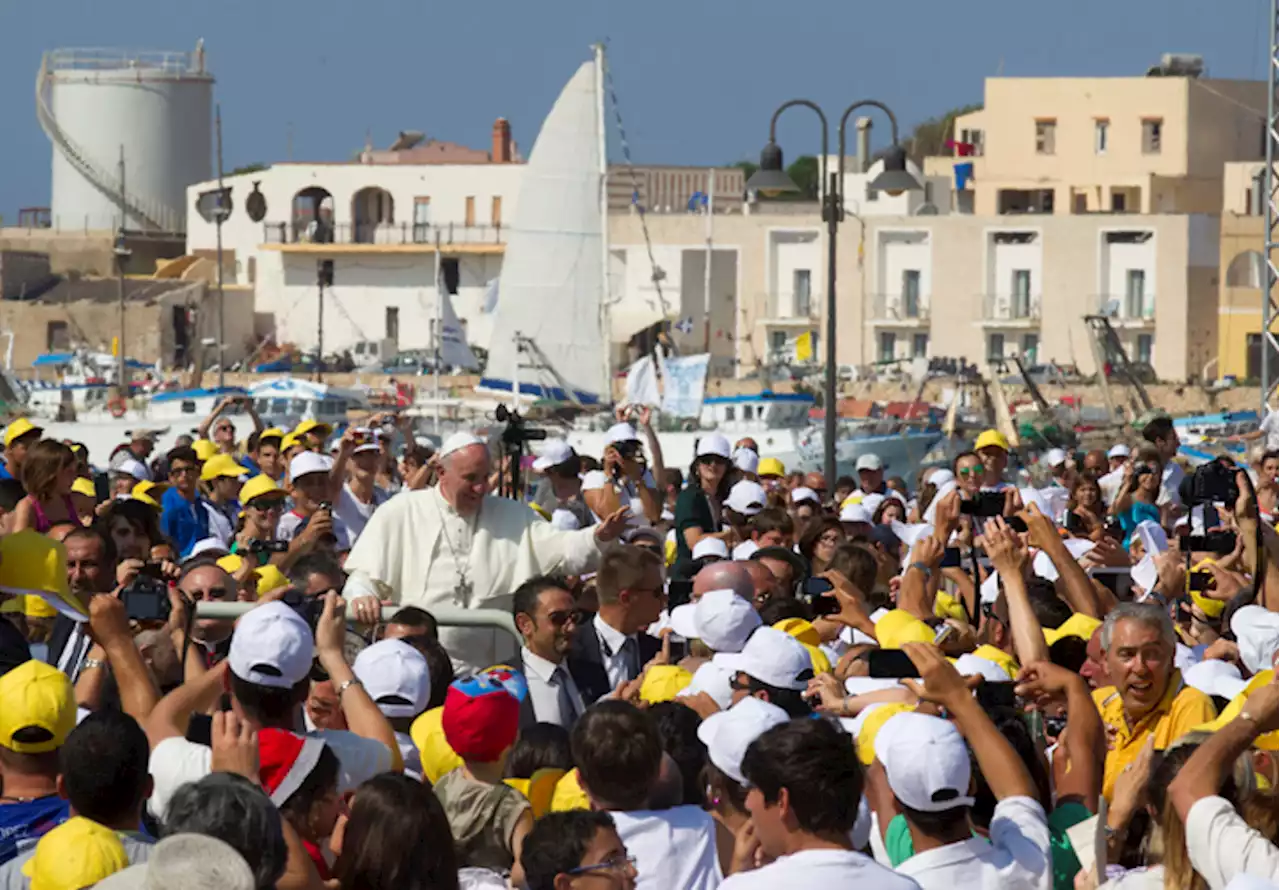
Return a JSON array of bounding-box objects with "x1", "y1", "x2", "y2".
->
[{"x1": 0, "y1": 0, "x2": 1270, "y2": 219}]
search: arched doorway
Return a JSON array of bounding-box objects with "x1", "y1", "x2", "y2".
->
[
  {"x1": 352, "y1": 187, "x2": 395, "y2": 243},
  {"x1": 292, "y1": 187, "x2": 334, "y2": 243},
  {"x1": 1226, "y1": 250, "x2": 1266, "y2": 289}
]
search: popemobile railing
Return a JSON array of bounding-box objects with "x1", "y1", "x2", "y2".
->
[{"x1": 193, "y1": 602, "x2": 520, "y2": 646}]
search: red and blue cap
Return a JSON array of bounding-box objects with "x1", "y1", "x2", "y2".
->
[{"x1": 440, "y1": 668, "x2": 524, "y2": 763}]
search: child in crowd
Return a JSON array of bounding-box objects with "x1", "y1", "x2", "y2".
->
[{"x1": 12, "y1": 439, "x2": 79, "y2": 533}]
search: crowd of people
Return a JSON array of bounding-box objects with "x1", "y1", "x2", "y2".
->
[{"x1": 0, "y1": 401, "x2": 1276, "y2": 890}]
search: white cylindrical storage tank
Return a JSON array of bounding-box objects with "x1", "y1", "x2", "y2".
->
[{"x1": 42, "y1": 46, "x2": 213, "y2": 233}]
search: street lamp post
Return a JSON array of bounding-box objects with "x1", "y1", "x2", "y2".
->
[{"x1": 747, "y1": 100, "x2": 920, "y2": 485}]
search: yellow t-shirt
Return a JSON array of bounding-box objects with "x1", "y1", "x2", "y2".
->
[{"x1": 1093, "y1": 672, "x2": 1217, "y2": 801}]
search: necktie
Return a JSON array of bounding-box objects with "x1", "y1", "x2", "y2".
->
[
  {"x1": 552, "y1": 665, "x2": 578, "y2": 724},
  {"x1": 620, "y1": 636, "x2": 639, "y2": 680}
]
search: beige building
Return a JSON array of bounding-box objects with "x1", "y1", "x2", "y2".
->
[
  {"x1": 929, "y1": 73, "x2": 1266, "y2": 216},
  {"x1": 1216, "y1": 161, "x2": 1273, "y2": 381},
  {"x1": 608, "y1": 69, "x2": 1264, "y2": 383}
]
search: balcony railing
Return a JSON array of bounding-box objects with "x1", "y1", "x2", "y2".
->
[
  {"x1": 981, "y1": 293, "x2": 1041, "y2": 323},
  {"x1": 869, "y1": 293, "x2": 930, "y2": 323},
  {"x1": 1094, "y1": 294, "x2": 1156, "y2": 323},
  {"x1": 262, "y1": 221, "x2": 505, "y2": 246},
  {"x1": 767, "y1": 290, "x2": 820, "y2": 321}
]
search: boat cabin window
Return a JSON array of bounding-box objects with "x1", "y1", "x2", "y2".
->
[
  {"x1": 181, "y1": 401, "x2": 197, "y2": 414},
  {"x1": 742, "y1": 405, "x2": 754, "y2": 421},
  {"x1": 724, "y1": 406, "x2": 735, "y2": 421}
]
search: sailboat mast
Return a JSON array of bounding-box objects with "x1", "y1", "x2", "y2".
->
[
  {"x1": 594, "y1": 43, "x2": 612, "y2": 403},
  {"x1": 433, "y1": 230, "x2": 442, "y2": 433}
]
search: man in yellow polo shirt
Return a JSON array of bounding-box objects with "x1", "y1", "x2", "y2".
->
[{"x1": 1092, "y1": 602, "x2": 1216, "y2": 800}]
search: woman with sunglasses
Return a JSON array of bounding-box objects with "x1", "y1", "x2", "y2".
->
[
  {"x1": 1108, "y1": 444, "x2": 1165, "y2": 547},
  {"x1": 230, "y1": 474, "x2": 289, "y2": 566},
  {"x1": 672, "y1": 434, "x2": 734, "y2": 578}
]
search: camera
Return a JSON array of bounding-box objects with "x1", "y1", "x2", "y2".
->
[
  {"x1": 317, "y1": 501, "x2": 332, "y2": 512},
  {"x1": 280, "y1": 588, "x2": 324, "y2": 630},
  {"x1": 122, "y1": 575, "x2": 170, "y2": 622},
  {"x1": 494, "y1": 404, "x2": 547, "y2": 446},
  {"x1": 1185, "y1": 530, "x2": 1236, "y2": 555},
  {"x1": 797, "y1": 576, "x2": 841, "y2": 617},
  {"x1": 248, "y1": 539, "x2": 289, "y2": 554},
  {"x1": 1179, "y1": 458, "x2": 1240, "y2": 507},
  {"x1": 960, "y1": 491, "x2": 1006, "y2": 518}
]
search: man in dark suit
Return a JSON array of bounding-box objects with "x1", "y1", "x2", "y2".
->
[
  {"x1": 567, "y1": 546, "x2": 664, "y2": 705},
  {"x1": 513, "y1": 575, "x2": 587, "y2": 729}
]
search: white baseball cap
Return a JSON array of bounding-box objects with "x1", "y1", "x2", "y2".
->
[
  {"x1": 839, "y1": 503, "x2": 873, "y2": 524},
  {"x1": 1108, "y1": 444, "x2": 1131, "y2": 459},
  {"x1": 187, "y1": 538, "x2": 231, "y2": 561},
  {"x1": 855, "y1": 453, "x2": 884, "y2": 472},
  {"x1": 714, "y1": 626, "x2": 813, "y2": 690},
  {"x1": 697, "y1": 696, "x2": 789, "y2": 785},
  {"x1": 692, "y1": 537, "x2": 730, "y2": 561},
  {"x1": 668, "y1": 603, "x2": 701, "y2": 640},
  {"x1": 533, "y1": 439, "x2": 576, "y2": 471},
  {"x1": 1182, "y1": 658, "x2": 1248, "y2": 702},
  {"x1": 351, "y1": 428, "x2": 382, "y2": 455},
  {"x1": 1231, "y1": 605, "x2": 1279, "y2": 675},
  {"x1": 790, "y1": 486, "x2": 821, "y2": 506},
  {"x1": 289, "y1": 451, "x2": 334, "y2": 481},
  {"x1": 696, "y1": 433, "x2": 732, "y2": 460},
  {"x1": 550, "y1": 509, "x2": 582, "y2": 531},
  {"x1": 693, "y1": 589, "x2": 762, "y2": 653},
  {"x1": 228, "y1": 602, "x2": 315, "y2": 689},
  {"x1": 678, "y1": 661, "x2": 735, "y2": 710},
  {"x1": 859, "y1": 493, "x2": 886, "y2": 516},
  {"x1": 353, "y1": 639, "x2": 431, "y2": 718},
  {"x1": 874, "y1": 711, "x2": 975, "y2": 812},
  {"x1": 725, "y1": 480, "x2": 767, "y2": 516},
  {"x1": 1044, "y1": 448, "x2": 1068, "y2": 468},
  {"x1": 114, "y1": 458, "x2": 150, "y2": 481},
  {"x1": 733, "y1": 448, "x2": 759, "y2": 474},
  {"x1": 440, "y1": 431, "x2": 486, "y2": 458},
  {"x1": 954, "y1": 653, "x2": 1013, "y2": 683},
  {"x1": 605, "y1": 423, "x2": 641, "y2": 446}
]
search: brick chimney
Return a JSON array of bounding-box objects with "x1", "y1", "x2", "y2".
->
[{"x1": 491, "y1": 118, "x2": 513, "y2": 163}]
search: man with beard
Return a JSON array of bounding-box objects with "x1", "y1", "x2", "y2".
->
[{"x1": 513, "y1": 576, "x2": 584, "y2": 729}]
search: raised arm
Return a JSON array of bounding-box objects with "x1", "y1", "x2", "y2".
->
[
  {"x1": 1022, "y1": 504, "x2": 1102, "y2": 618},
  {"x1": 897, "y1": 532, "x2": 944, "y2": 620},
  {"x1": 196, "y1": 395, "x2": 231, "y2": 441},
  {"x1": 240, "y1": 395, "x2": 265, "y2": 435},
  {"x1": 1015, "y1": 660, "x2": 1104, "y2": 812},
  {"x1": 984, "y1": 517, "x2": 1051, "y2": 666},
  {"x1": 86, "y1": 592, "x2": 161, "y2": 723}
]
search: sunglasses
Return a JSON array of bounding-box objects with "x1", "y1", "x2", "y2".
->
[
  {"x1": 957, "y1": 466, "x2": 983, "y2": 477},
  {"x1": 170, "y1": 465, "x2": 197, "y2": 476},
  {"x1": 248, "y1": 499, "x2": 285, "y2": 512}
]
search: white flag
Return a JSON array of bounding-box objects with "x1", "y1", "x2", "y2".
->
[
  {"x1": 625, "y1": 355, "x2": 661, "y2": 407},
  {"x1": 437, "y1": 274, "x2": 480, "y2": 371}
]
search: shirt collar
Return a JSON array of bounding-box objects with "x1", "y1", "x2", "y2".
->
[
  {"x1": 593, "y1": 613, "x2": 631, "y2": 656},
  {"x1": 900, "y1": 837, "x2": 992, "y2": 872},
  {"x1": 521, "y1": 646, "x2": 562, "y2": 681}
]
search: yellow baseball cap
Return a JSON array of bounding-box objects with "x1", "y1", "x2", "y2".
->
[
  {"x1": 23, "y1": 816, "x2": 129, "y2": 890},
  {"x1": 1192, "y1": 669, "x2": 1278, "y2": 751},
  {"x1": 3, "y1": 418, "x2": 42, "y2": 448},
  {"x1": 550, "y1": 767, "x2": 591, "y2": 812},
  {"x1": 70, "y1": 477, "x2": 97, "y2": 498},
  {"x1": 0, "y1": 530, "x2": 71, "y2": 604},
  {"x1": 1043, "y1": 613, "x2": 1104, "y2": 647},
  {"x1": 200, "y1": 453, "x2": 248, "y2": 482},
  {"x1": 294, "y1": 419, "x2": 332, "y2": 440},
  {"x1": 192, "y1": 439, "x2": 219, "y2": 462},
  {"x1": 240, "y1": 474, "x2": 284, "y2": 507},
  {"x1": 855, "y1": 703, "x2": 916, "y2": 765},
  {"x1": 640, "y1": 665, "x2": 694, "y2": 704},
  {"x1": 505, "y1": 767, "x2": 567, "y2": 819},
  {"x1": 774, "y1": 617, "x2": 822, "y2": 647},
  {"x1": 280, "y1": 432, "x2": 304, "y2": 453},
  {"x1": 216, "y1": 554, "x2": 243, "y2": 575},
  {"x1": 757, "y1": 457, "x2": 786, "y2": 478},
  {"x1": 974, "y1": 429, "x2": 1009, "y2": 452},
  {"x1": 410, "y1": 707, "x2": 464, "y2": 784},
  {"x1": 934, "y1": 591, "x2": 969, "y2": 623},
  {"x1": 874, "y1": 609, "x2": 935, "y2": 649},
  {"x1": 258, "y1": 427, "x2": 286, "y2": 445},
  {"x1": 130, "y1": 480, "x2": 167, "y2": 509},
  {"x1": 0, "y1": 661, "x2": 76, "y2": 754},
  {"x1": 1189, "y1": 559, "x2": 1227, "y2": 619},
  {"x1": 971, "y1": 644, "x2": 1020, "y2": 680},
  {"x1": 254, "y1": 564, "x2": 290, "y2": 597}
]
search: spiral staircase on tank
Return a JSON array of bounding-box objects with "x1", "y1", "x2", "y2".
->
[{"x1": 36, "y1": 51, "x2": 181, "y2": 234}]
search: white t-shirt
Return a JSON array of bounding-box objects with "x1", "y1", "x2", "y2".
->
[
  {"x1": 581, "y1": 469, "x2": 655, "y2": 527},
  {"x1": 276, "y1": 508, "x2": 351, "y2": 551},
  {"x1": 204, "y1": 502, "x2": 234, "y2": 545},
  {"x1": 1261, "y1": 409, "x2": 1279, "y2": 452},
  {"x1": 333, "y1": 483, "x2": 389, "y2": 544},
  {"x1": 1185, "y1": 795, "x2": 1280, "y2": 889},
  {"x1": 147, "y1": 730, "x2": 393, "y2": 820},
  {"x1": 894, "y1": 796, "x2": 1051, "y2": 890},
  {"x1": 609, "y1": 806, "x2": 722, "y2": 890},
  {"x1": 720, "y1": 848, "x2": 920, "y2": 890}
]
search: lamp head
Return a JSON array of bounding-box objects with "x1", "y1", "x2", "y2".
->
[
  {"x1": 870, "y1": 144, "x2": 922, "y2": 197},
  {"x1": 746, "y1": 141, "x2": 800, "y2": 197}
]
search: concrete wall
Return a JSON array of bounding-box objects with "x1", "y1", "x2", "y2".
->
[
  {"x1": 0, "y1": 230, "x2": 184, "y2": 276},
  {"x1": 0, "y1": 251, "x2": 54, "y2": 299}
]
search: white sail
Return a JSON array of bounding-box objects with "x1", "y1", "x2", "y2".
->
[{"x1": 479, "y1": 58, "x2": 607, "y2": 404}]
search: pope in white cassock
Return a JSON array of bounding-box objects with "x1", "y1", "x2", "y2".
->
[{"x1": 343, "y1": 432, "x2": 629, "y2": 672}]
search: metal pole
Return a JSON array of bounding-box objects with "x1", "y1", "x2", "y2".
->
[
  {"x1": 1264, "y1": 0, "x2": 1279, "y2": 412},
  {"x1": 704, "y1": 167, "x2": 714, "y2": 354},
  {"x1": 824, "y1": 169, "x2": 839, "y2": 486},
  {"x1": 116, "y1": 146, "x2": 128, "y2": 399},
  {"x1": 594, "y1": 43, "x2": 613, "y2": 400},
  {"x1": 434, "y1": 230, "x2": 442, "y2": 434},
  {"x1": 316, "y1": 269, "x2": 325, "y2": 383},
  {"x1": 215, "y1": 104, "x2": 227, "y2": 389}
]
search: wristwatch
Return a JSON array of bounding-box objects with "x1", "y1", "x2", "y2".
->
[
  {"x1": 334, "y1": 678, "x2": 364, "y2": 696},
  {"x1": 81, "y1": 658, "x2": 107, "y2": 672}
]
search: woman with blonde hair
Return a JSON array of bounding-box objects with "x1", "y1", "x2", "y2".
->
[{"x1": 13, "y1": 439, "x2": 79, "y2": 532}]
